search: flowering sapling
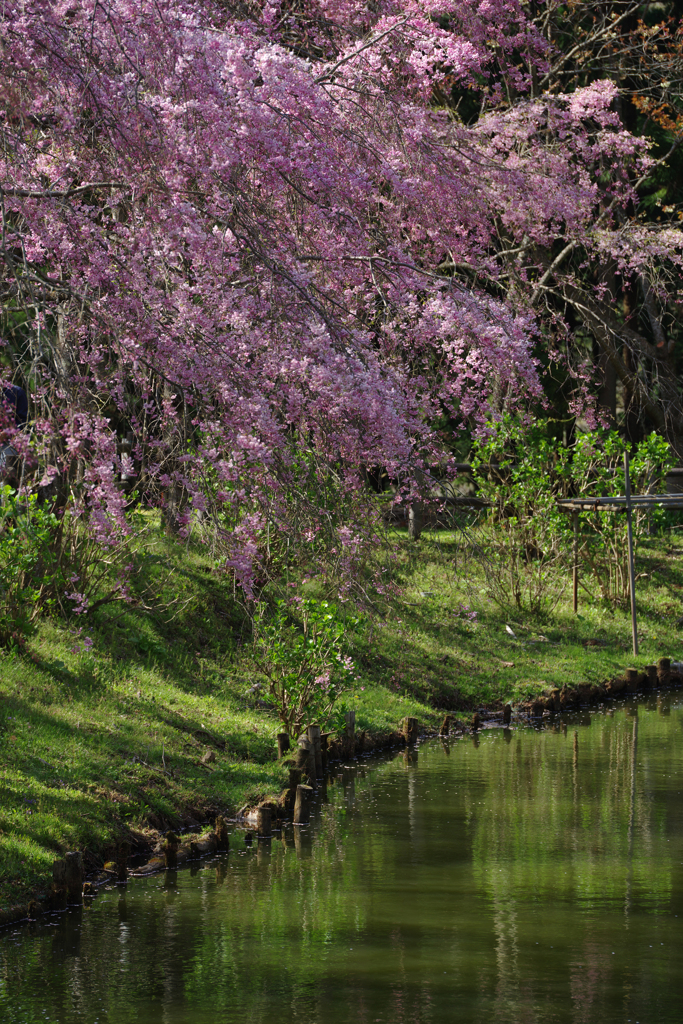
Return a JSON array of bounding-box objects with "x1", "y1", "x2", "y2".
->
[{"x1": 252, "y1": 598, "x2": 358, "y2": 738}]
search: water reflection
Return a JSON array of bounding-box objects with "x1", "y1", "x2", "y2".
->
[{"x1": 2, "y1": 694, "x2": 683, "y2": 1024}]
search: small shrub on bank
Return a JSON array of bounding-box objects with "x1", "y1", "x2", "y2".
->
[
  {"x1": 0, "y1": 485, "x2": 145, "y2": 647},
  {"x1": 252, "y1": 597, "x2": 358, "y2": 738},
  {"x1": 470, "y1": 417, "x2": 570, "y2": 615}
]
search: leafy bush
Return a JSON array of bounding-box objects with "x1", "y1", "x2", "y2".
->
[
  {"x1": 571, "y1": 430, "x2": 674, "y2": 606},
  {"x1": 252, "y1": 598, "x2": 357, "y2": 738},
  {"x1": 470, "y1": 416, "x2": 570, "y2": 615},
  {"x1": 0, "y1": 486, "x2": 141, "y2": 647},
  {"x1": 0, "y1": 487, "x2": 61, "y2": 646},
  {"x1": 469, "y1": 418, "x2": 675, "y2": 613}
]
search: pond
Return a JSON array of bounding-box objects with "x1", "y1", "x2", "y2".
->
[{"x1": 2, "y1": 693, "x2": 683, "y2": 1024}]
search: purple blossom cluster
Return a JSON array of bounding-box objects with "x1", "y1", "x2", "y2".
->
[{"x1": 0, "y1": 1, "x2": 677, "y2": 593}]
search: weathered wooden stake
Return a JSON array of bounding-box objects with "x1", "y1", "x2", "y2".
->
[
  {"x1": 293, "y1": 784, "x2": 313, "y2": 825},
  {"x1": 257, "y1": 806, "x2": 272, "y2": 839},
  {"x1": 277, "y1": 733, "x2": 290, "y2": 758},
  {"x1": 550, "y1": 689, "x2": 561, "y2": 714},
  {"x1": 471, "y1": 712, "x2": 481, "y2": 731},
  {"x1": 624, "y1": 452, "x2": 638, "y2": 656},
  {"x1": 297, "y1": 738, "x2": 316, "y2": 788},
  {"x1": 503, "y1": 703, "x2": 512, "y2": 725},
  {"x1": 163, "y1": 832, "x2": 179, "y2": 868},
  {"x1": 215, "y1": 816, "x2": 229, "y2": 852},
  {"x1": 657, "y1": 657, "x2": 671, "y2": 687},
  {"x1": 344, "y1": 708, "x2": 356, "y2": 741},
  {"x1": 439, "y1": 714, "x2": 453, "y2": 737},
  {"x1": 65, "y1": 851, "x2": 84, "y2": 903},
  {"x1": 403, "y1": 716, "x2": 419, "y2": 743},
  {"x1": 307, "y1": 723, "x2": 323, "y2": 777},
  {"x1": 52, "y1": 857, "x2": 67, "y2": 899},
  {"x1": 116, "y1": 842, "x2": 129, "y2": 883},
  {"x1": 646, "y1": 664, "x2": 657, "y2": 688},
  {"x1": 625, "y1": 668, "x2": 639, "y2": 693},
  {"x1": 572, "y1": 509, "x2": 579, "y2": 614}
]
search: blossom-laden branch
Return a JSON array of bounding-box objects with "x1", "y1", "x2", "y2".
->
[{"x1": 0, "y1": 1, "x2": 680, "y2": 593}]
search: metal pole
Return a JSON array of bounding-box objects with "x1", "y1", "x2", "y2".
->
[
  {"x1": 572, "y1": 509, "x2": 579, "y2": 614},
  {"x1": 624, "y1": 451, "x2": 638, "y2": 656}
]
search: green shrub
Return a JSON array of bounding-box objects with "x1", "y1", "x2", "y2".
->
[{"x1": 252, "y1": 597, "x2": 358, "y2": 737}]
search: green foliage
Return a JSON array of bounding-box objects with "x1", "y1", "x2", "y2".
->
[
  {"x1": 0, "y1": 486, "x2": 64, "y2": 646},
  {"x1": 571, "y1": 429, "x2": 675, "y2": 607},
  {"x1": 253, "y1": 598, "x2": 358, "y2": 738},
  {"x1": 470, "y1": 416, "x2": 570, "y2": 615},
  {"x1": 0, "y1": 486, "x2": 143, "y2": 647},
  {"x1": 470, "y1": 418, "x2": 676, "y2": 612}
]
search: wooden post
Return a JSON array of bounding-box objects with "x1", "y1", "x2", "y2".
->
[
  {"x1": 657, "y1": 657, "x2": 670, "y2": 687},
  {"x1": 293, "y1": 784, "x2": 313, "y2": 825},
  {"x1": 345, "y1": 710, "x2": 356, "y2": 741},
  {"x1": 624, "y1": 452, "x2": 638, "y2": 656},
  {"x1": 256, "y1": 806, "x2": 272, "y2": 839},
  {"x1": 307, "y1": 723, "x2": 323, "y2": 777},
  {"x1": 503, "y1": 703, "x2": 512, "y2": 725},
  {"x1": 116, "y1": 841, "x2": 129, "y2": 883},
  {"x1": 403, "y1": 716, "x2": 418, "y2": 743},
  {"x1": 646, "y1": 664, "x2": 657, "y2": 688},
  {"x1": 471, "y1": 712, "x2": 481, "y2": 731},
  {"x1": 439, "y1": 714, "x2": 453, "y2": 737},
  {"x1": 64, "y1": 851, "x2": 84, "y2": 903},
  {"x1": 572, "y1": 509, "x2": 579, "y2": 614},
  {"x1": 215, "y1": 817, "x2": 229, "y2": 852},
  {"x1": 285, "y1": 767, "x2": 302, "y2": 811},
  {"x1": 277, "y1": 733, "x2": 290, "y2": 758},
  {"x1": 163, "y1": 831, "x2": 180, "y2": 868},
  {"x1": 625, "y1": 668, "x2": 639, "y2": 693},
  {"x1": 52, "y1": 857, "x2": 67, "y2": 903},
  {"x1": 297, "y1": 738, "x2": 316, "y2": 788}
]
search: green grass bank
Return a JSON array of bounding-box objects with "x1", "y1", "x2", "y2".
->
[{"x1": 2, "y1": 521, "x2": 683, "y2": 909}]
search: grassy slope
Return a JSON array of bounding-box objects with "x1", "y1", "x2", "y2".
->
[{"x1": 2, "y1": 520, "x2": 683, "y2": 907}]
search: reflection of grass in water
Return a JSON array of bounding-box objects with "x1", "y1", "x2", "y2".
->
[
  {"x1": 2, "y1": 721, "x2": 683, "y2": 1024},
  {"x1": 469, "y1": 707, "x2": 680, "y2": 906}
]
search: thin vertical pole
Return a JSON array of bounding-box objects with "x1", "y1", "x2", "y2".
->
[
  {"x1": 624, "y1": 451, "x2": 638, "y2": 656},
  {"x1": 572, "y1": 510, "x2": 579, "y2": 614}
]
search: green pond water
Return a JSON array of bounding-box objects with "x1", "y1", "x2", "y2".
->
[{"x1": 2, "y1": 694, "x2": 683, "y2": 1024}]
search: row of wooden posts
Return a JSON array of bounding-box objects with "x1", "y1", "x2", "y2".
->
[
  {"x1": 275, "y1": 712, "x2": 421, "y2": 831},
  {"x1": 51, "y1": 713, "x2": 423, "y2": 903}
]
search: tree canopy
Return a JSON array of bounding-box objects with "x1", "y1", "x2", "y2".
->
[{"x1": 1, "y1": 0, "x2": 682, "y2": 595}]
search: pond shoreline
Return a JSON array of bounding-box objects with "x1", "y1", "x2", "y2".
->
[
  {"x1": 0, "y1": 728, "x2": 408, "y2": 930},
  {"x1": 3, "y1": 668, "x2": 681, "y2": 932}
]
